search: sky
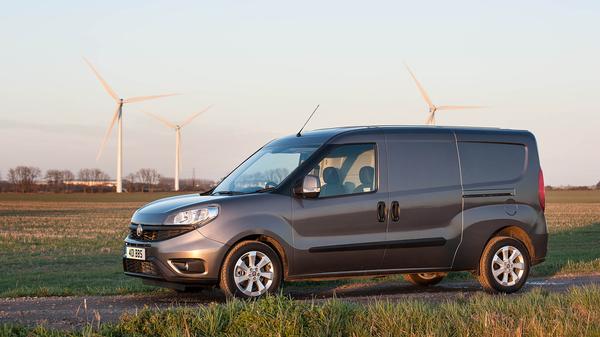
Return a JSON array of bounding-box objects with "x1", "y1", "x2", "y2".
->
[{"x1": 0, "y1": 0, "x2": 598, "y2": 185}]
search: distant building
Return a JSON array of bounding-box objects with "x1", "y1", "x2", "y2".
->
[{"x1": 63, "y1": 180, "x2": 117, "y2": 187}]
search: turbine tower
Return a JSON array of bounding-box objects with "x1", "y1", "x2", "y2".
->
[
  {"x1": 404, "y1": 63, "x2": 483, "y2": 125},
  {"x1": 144, "y1": 106, "x2": 212, "y2": 191},
  {"x1": 83, "y1": 57, "x2": 178, "y2": 193}
]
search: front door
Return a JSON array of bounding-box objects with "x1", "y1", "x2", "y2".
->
[
  {"x1": 381, "y1": 130, "x2": 463, "y2": 270},
  {"x1": 291, "y1": 138, "x2": 389, "y2": 276}
]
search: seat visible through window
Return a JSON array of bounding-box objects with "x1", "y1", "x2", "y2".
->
[
  {"x1": 320, "y1": 167, "x2": 344, "y2": 197},
  {"x1": 354, "y1": 166, "x2": 375, "y2": 193},
  {"x1": 306, "y1": 144, "x2": 376, "y2": 198}
]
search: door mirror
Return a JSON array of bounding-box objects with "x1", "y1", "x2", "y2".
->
[{"x1": 295, "y1": 175, "x2": 321, "y2": 198}]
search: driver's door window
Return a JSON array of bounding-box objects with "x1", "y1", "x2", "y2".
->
[{"x1": 308, "y1": 144, "x2": 376, "y2": 198}]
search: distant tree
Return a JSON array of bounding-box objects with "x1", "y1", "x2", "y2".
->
[
  {"x1": 90, "y1": 168, "x2": 110, "y2": 182},
  {"x1": 0, "y1": 170, "x2": 8, "y2": 192},
  {"x1": 124, "y1": 173, "x2": 136, "y2": 192},
  {"x1": 62, "y1": 170, "x2": 74, "y2": 192},
  {"x1": 77, "y1": 168, "x2": 110, "y2": 192},
  {"x1": 265, "y1": 168, "x2": 290, "y2": 184},
  {"x1": 179, "y1": 178, "x2": 215, "y2": 192},
  {"x1": 596, "y1": 181, "x2": 600, "y2": 189},
  {"x1": 8, "y1": 166, "x2": 41, "y2": 192},
  {"x1": 136, "y1": 168, "x2": 161, "y2": 192},
  {"x1": 46, "y1": 169, "x2": 64, "y2": 192},
  {"x1": 62, "y1": 170, "x2": 74, "y2": 181},
  {"x1": 92, "y1": 169, "x2": 110, "y2": 192},
  {"x1": 78, "y1": 169, "x2": 92, "y2": 192},
  {"x1": 78, "y1": 168, "x2": 91, "y2": 181},
  {"x1": 7, "y1": 169, "x2": 17, "y2": 191},
  {"x1": 45, "y1": 169, "x2": 75, "y2": 192}
]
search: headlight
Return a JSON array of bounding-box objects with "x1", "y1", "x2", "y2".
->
[{"x1": 167, "y1": 206, "x2": 219, "y2": 226}]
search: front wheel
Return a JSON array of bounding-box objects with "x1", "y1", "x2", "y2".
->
[
  {"x1": 478, "y1": 236, "x2": 530, "y2": 293},
  {"x1": 404, "y1": 272, "x2": 447, "y2": 286},
  {"x1": 219, "y1": 241, "x2": 282, "y2": 299}
]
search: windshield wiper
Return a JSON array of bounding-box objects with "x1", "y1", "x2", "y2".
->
[
  {"x1": 212, "y1": 191, "x2": 246, "y2": 196},
  {"x1": 254, "y1": 186, "x2": 275, "y2": 193}
]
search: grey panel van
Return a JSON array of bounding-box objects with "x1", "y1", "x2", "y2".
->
[{"x1": 124, "y1": 126, "x2": 547, "y2": 298}]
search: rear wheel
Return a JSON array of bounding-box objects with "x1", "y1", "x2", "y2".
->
[
  {"x1": 219, "y1": 241, "x2": 282, "y2": 299},
  {"x1": 404, "y1": 272, "x2": 446, "y2": 286},
  {"x1": 478, "y1": 236, "x2": 530, "y2": 293}
]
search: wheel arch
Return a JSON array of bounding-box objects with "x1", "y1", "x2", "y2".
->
[
  {"x1": 472, "y1": 225, "x2": 534, "y2": 275},
  {"x1": 493, "y1": 226, "x2": 535, "y2": 261},
  {"x1": 222, "y1": 234, "x2": 290, "y2": 280},
  {"x1": 452, "y1": 204, "x2": 540, "y2": 272}
]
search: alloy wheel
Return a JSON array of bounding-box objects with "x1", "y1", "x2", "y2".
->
[
  {"x1": 233, "y1": 250, "x2": 275, "y2": 297},
  {"x1": 491, "y1": 245, "x2": 525, "y2": 286}
]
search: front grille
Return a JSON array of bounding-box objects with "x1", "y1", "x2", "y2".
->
[
  {"x1": 123, "y1": 259, "x2": 159, "y2": 276},
  {"x1": 129, "y1": 224, "x2": 193, "y2": 242}
]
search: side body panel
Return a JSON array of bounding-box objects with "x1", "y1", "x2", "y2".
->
[
  {"x1": 382, "y1": 129, "x2": 463, "y2": 270},
  {"x1": 289, "y1": 131, "x2": 390, "y2": 277},
  {"x1": 198, "y1": 193, "x2": 295, "y2": 276},
  {"x1": 451, "y1": 130, "x2": 548, "y2": 270}
]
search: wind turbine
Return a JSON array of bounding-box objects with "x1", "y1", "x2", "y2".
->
[
  {"x1": 404, "y1": 63, "x2": 483, "y2": 125},
  {"x1": 83, "y1": 57, "x2": 178, "y2": 193},
  {"x1": 144, "y1": 106, "x2": 212, "y2": 191}
]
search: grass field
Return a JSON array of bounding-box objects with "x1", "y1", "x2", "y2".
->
[
  {"x1": 2, "y1": 286, "x2": 600, "y2": 337},
  {"x1": 0, "y1": 190, "x2": 599, "y2": 297}
]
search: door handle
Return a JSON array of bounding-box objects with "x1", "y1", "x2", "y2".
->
[
  {"x1": 377, "y1": 201, "x2": 386, "y2": 222},
  {"x1": 391, "y1": 201, "x2": 400, "y2": 222}
]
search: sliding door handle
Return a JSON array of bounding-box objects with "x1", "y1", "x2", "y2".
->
[
  {"x1": 377, "y1": 201, "x2": 386, "y2": 222},
  {"x1": 391, "y1": 201, "x2": 400, "y2": 222}
]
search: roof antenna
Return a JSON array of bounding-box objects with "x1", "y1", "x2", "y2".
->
[{"x1": 297, "y1": 104, "x2": 320, "y2": 137}]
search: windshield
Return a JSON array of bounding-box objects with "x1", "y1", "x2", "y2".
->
[{"x1": 212, "y1": 145, "x2": 318, "y2": 195}]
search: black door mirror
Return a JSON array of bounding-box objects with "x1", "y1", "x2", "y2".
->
[{"x1": 294, "y1": 175, "x2": 321, "y2": 198}]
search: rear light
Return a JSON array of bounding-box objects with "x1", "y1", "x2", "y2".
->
[{"x1": 538, "y1": 169, "x2": 546, "y2": 211}]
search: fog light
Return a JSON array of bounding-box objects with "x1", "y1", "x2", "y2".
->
[{"x1": 170, "y1": 259, "x2": 205, "y2": 274}]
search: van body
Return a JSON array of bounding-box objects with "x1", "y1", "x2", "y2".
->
[{"x1": 124, "y1": 126, "x2": 547, "y2": 297}]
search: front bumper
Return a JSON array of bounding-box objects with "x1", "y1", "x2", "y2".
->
[{"x1": 123, "y1": 228, "x2": 228, "y2": 285}]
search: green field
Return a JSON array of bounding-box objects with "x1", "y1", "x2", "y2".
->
[
  {"x1": 3, "y1": 286, "x2": 600, "y2": 337},
  {"x1": 0, "y1": 190, "x2": 599, "y2": 297}
]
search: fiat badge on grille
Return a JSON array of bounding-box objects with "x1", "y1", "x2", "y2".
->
[{"x1": 136, "y1": 224, "x2": 143, "y2": 237}]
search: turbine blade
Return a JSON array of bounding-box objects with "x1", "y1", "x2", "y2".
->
[
  {"x1": 143, "y1": 111, "x2": 176, "y2": 129},
  {"x1": 181, "y1": 105, "x2": 212, "y2": 127},
  {"x1": 124, "y1": 93, "x2": 179, "y2": 104},
  {"x1": 404, "y1": 62, "x2": 435, "y2": 110},
  {"x1": 96, "y1": 105, "x2": 120, "y2": 161},
  {"x1": 83, "y1": 57, "x2": 120, "y2": 102},
  {"x1": 436, "y1": 105, "x2": 485, "y2": 110},
  {"x1": 425, "y1": 112, "x2": 435, "y2": 125}
]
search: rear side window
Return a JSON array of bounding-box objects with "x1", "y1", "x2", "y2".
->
[
  {"x1": 458, "y1": 142, "x2": 527, "y2": 186},
  {"x1": 387, "y1": 139, "x2": 461, "y2": 192}
]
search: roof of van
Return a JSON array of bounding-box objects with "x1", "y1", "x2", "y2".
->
[
  {"x1": 268, "y1": 125, "x2": 534, "y2": 147},
  {"x1": 308, "y1": 125, "x2": 531, "y2": 136}
]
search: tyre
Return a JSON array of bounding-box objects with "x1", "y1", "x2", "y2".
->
[
  {"x1": 478, "y1": 236, "x2": 530, "y2": 293},
  {"x1": 219, "y1": 241, "x2": 282, "y2": 299},
  {"x1": 404, "y1": 272, "x2": 446, "y2": 286}
]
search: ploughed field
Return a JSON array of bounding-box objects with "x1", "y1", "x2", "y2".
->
[{"x1": 0, "y1": 191, "x2": 599, "y2": 297}]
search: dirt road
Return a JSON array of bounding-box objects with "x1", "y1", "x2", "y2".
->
[{"x1": 1, "y1": 274, "x2": 599, "y2": 330}]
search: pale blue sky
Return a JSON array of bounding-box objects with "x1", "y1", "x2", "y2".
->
[{"x1": 0, "y1": 1, "x2": 598, "y2": 185}]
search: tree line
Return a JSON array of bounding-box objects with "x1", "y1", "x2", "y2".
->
[{"x1": 0, "y1": 166, "x2": 215, "y2": 193}]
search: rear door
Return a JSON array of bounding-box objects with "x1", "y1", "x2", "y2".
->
[
  {"x1": 381, "y1": 130, "x2": 463, "y2": 270},
  {"x1": 291, "y1": 133, "x2": 389, "y2": 276}
]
